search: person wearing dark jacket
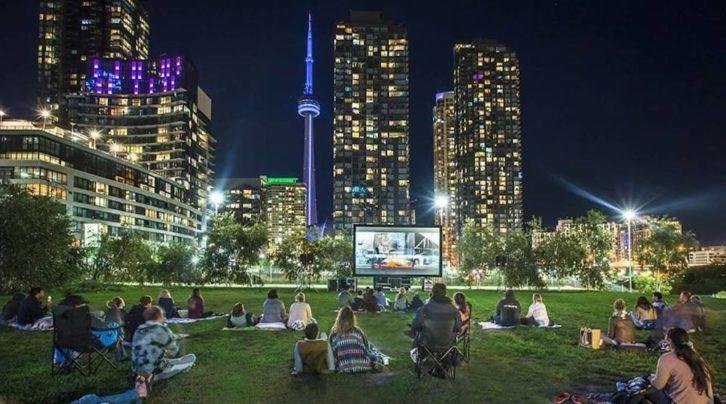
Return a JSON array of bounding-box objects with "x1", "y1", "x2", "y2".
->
[
  {"x1": 158, "y1": 290, "x2": 180, "y2": 318},
  {"x1": 17, "y1": 287, "x2": 50, "y2": 326},
  {"x1": 493, "y1": 289, "x2": 521, "y2": 326},
  {"x1": 124, "y1": 296, "x2": 153, "y2": 342},
  {"x1": 362, "y1": 288, "x2": 380, "y2": 313},
  {"x1": 409, "y1": 293, "x2": 424, "y2": 312},
  {"x1": 411, "y1": 283, "x2": 461, "y2": 343},
  {"x1": 1, "y1": 292, "x2": 25, "y2": 323}
]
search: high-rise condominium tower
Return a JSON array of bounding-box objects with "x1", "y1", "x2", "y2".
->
[
  {"x1": 433, "y1": 91, "x2": 457, "y2": 264},
  {"x1": 298, "y1": 12, "x2": 320, "y2": 227},
  {"x1": 38, "y1": 0, "x2": 150, "y2": 111},
  {"x1": 453, "y1": 40, "x2": 523, "y2": 234},
  {"x1": 333, "y1": 11, "x2": 411, "y2": 232}
]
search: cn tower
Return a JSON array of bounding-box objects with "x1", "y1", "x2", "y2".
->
[{"x1": 298, "y1": 11, "x2": 320, "y2": 226}]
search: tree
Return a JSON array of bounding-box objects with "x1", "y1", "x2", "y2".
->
[
  {"x1": 636, "y1": 216, "x2": 698, "y2": 288},
  {"x1": 500, "y1": 226, "x2": 544, "y2": 288},
  {"x1": 271, "y1": 231, "x2": 320, "y2": 287},
  {"x1": 105, "y1": 230, "x2": 155, "y2": 284},
  {"x1": 151, "y1": 242, "x2": 201, "y2": 285},
  {"x1": 457, "y1": 219, "x2": 502, "y2": 276},
  {"x1": 316, "y1": 234, "x2": 354, "y2": 277},
  {"x1": 200, "y1": 212, "x2": 267, "y2": 284},
  {"x1": 0, "y1": 185, "x2": 80, "y2": 292},
  {"x1": 570, "y1": 210, "x2": 613, "y2": 288}
]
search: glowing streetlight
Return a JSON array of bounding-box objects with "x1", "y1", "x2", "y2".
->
[
  {"x1": 39, "y1": 109, "x2": 51, "y2": 129},
  {"x1": 0, "y1": 109, "x2": 6, "y2": 123},
  {"x1": 128, "y1": 153, "x2": 139, "y2": 163},
  {"x1": 622, "y1": 208, "x2": 637, "y2": 293},
  {"x1": 434, "y1": 194, "x2": 449, "y2": 227},
  {"x1": 89, "y1": 129, "x2": 101, "y2": 148},
  {"x1": 209, "y1": 191, "x2": 225, "y2": 215},
  {"x1": 109, "y1": 142, "x2": 121, "y2": 157}
]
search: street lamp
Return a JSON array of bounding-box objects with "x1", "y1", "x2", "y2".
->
[
  {"x1": 209, "y1": 191, "x2": 225, "y2": 215},
  {"x1": 39, "y1": 109, "x2": 51, "y2": 130},
  {"x1": 0, "y1": 109, "x2": 6, "y2": 123},
  {"x1": 109, "y1": 142, "x2": 121, "y2": 157},
  {"x1": 434, "y1": 194, "x2": 449, "y2": 225},
  {"x1": 89, "y1": 130, "x2": 101, "y2": 148},
  {"x1": 622, "y1": 209, "x2": 637, "y2": 293}
]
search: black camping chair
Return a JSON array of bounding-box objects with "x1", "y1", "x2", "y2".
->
[
  {"x1": 456, "y1": 310, "x2": 472, "y2": 363},
  {"x1": 51, "y1": 305, "x2": 118, "y2": 376},
  {"x1": 414, "y1": 316, "x2": 460, "y2": 380}
]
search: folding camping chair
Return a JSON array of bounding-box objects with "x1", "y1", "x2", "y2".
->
[
  {"x1": 413, "y1": 316, "x2": 460, "y2": 380},
  {"x1": 456, "y1": 327, "x2": 471, "y2": 363},
  {"x1": 51, "y1": 305, "x2": 118, "y2": 376}
]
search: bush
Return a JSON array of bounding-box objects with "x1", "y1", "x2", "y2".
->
[
  {"x1": 633, "y1": 273, "x2": 672, "y2": 296},
  {"x1": 670, "y1": 264, "x2": 726, "y2": 295}
]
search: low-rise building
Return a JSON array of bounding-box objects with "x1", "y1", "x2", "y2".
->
[{"x1": 0, "y1": 120, "x2": 201, "y2": 244}]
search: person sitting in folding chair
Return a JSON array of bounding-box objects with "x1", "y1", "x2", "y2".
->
[
  {"x1": 52, "y1": 295, "x2": 122, "y2": 375},
  {"x1": 410, "y1": 283, "x2": 461, "y2": 379},
  {"x1": 132, "y1": 306, "x2": 196, "y2": 398}
]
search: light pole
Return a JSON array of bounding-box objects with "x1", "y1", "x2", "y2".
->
[
  {"x1": 109, "y1": 142, "x2": 121, "y2": 157},
  {"x1": 0, "y1": 109, "x2": 6, "y2": 123},
  {"x1": 39, "y1": 109, "x2": 51, "y2": 130},
  {"x1": 434, "y1": 194, "x2": 449, "y2": 226},
  {"x1": 209, "y1": 191, "x2": 225, "y2": 216},
  {"x1": 89, "y1": 130, "x2": 101, "y2": 149},
  {"x1": 623, "y1": 209, "x2": 637, "y2": 293}
]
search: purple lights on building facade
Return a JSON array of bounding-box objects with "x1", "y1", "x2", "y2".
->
[{"x1": 86, "y1": 55, "x2": 187, "y2": 95}]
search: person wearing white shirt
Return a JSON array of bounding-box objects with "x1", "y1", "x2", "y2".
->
[
  {"x1": 523, "y1": 293, "x2": 551, "y2": 326},
  {"x1": 287, "y1": 293, "x2": 314, "y2": 330}
]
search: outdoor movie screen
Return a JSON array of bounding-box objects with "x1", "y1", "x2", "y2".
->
[{"x1": 353, "y1": 225, "x2": 442, "y2": 277}]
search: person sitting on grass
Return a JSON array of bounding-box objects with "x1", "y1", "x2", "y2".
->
[
  {"x1": 351, "y1": 290, "x2": 365, "y2": 311},
  {"x1": 337, "y1": 285, "x2": 353, "y2": 308},
  {"x1": 492, "y1": 289, "x2": 521, "y2": 326},
  {"x1": 158, "y1": 290, "x2": 180, "y2": 319},
  {"x1": 329, "y1": 306, "x2": 378, "y2": 373},
  {"x1": 453, "y1": 292, "x2": 472, "y2": 335},
  {"x1": 260, "y1": 288, "x2": 287, "y2": 324},
  {"x1": 602, "y1": 298, "x2": 635, "y2": 346},
  {"x1": 629, "y1": 296, "x2": 657, "y2": 330},
  {"x1": 17, "y1": 287, "x2": 51, "y2": 327},
  {"x1": 104, "y1": 297, "x2": 126, "y2": 327},
  {"x1": 522, "y1": 293, "x2": 551, "y2": 327},
  {"x1": 689, "y1": 295, "x2": 706, "y2": 331},
  {"x1": 652, "y1": 291, "x2": 668, "y2": 316},
  {"x1": 187, "y1": 288, "x2": 213, "y2": 319},
  {"x1": 132, "y1": 306, "x2": 196, "y2": 398},
  {"x1": 1, "y1": 292, "x2": 25, "y2": 324},
  {"x1": 363, "y1": 288, "x2": 380, "y2": 313},
  {"x1": 227, "y1": 303, "x2": 256, "y2": 328},
  {"x1": 375, "y1": 288, "x2": 389, "y2": 310},
  {"x1": 291, "y1": 322, "x2": 335, "y2": 375},
  {"x1": 125, "y1": 296, "x2": 153, "y2": 342},
  {"x1": 393, "y1": 287, "x2": 409, "y2": 311},
  {"x1": 409, "y1": 292, "x2": 424, "y2": 312},
  {"x1": 287, "y1": 292, "x2": 314, "y2": 331},
  {"x1": 648, "y1": 327, "x2": 714, "y2": 403}
]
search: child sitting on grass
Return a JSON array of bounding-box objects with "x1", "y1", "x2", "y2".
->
[{"x1": 291, "y1": 322, "x2": 334, "y2": 375}]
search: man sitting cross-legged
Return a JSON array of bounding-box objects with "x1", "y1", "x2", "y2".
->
[
  {"x1": 291, "y1": 322, "x2": 335, "y2": 375},
  {"x1": 132, "y1": 306, "x2": 196, "y2": 398}
]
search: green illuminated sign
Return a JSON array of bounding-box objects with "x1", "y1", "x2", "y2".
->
[{"x1": 264, "y1": 177, "x2": 298, "y2": 185}]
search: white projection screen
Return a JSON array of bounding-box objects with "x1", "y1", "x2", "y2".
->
[{"x1": 353, "y1": 225, "x2": 442, "y2": 277}]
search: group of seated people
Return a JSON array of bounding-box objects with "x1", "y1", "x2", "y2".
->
[
  {"x1": 0, "y1": 287, "x2": 53, "y2": 328},
  {"x1": 603, "y1": 290, "x2": 708, "y2": 347},
  {"x1": 225, "y1": 289, "x2": 315, "y2": 331},
  {"x1": 336, "y1": 285, "x2": 425, "y2": 313},
  {"x1": 490, "y1": 289, "x2": 554, "y2": 327}
]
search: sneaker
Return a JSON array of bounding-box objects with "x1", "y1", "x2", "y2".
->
[{"x1": 553, "y1": 392, "x2": 571, "y2": 404}]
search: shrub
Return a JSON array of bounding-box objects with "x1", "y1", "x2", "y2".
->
[
  {"x1": 670, "y1": 264, "x2": 726, "y2": 295},
  {"x1": 633, "y1": 273, "x2": 672, "y2": 296}
]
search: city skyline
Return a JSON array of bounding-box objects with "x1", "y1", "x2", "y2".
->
[{"x1": 1, "y1": 1, "x2": 724, "y2": 243}]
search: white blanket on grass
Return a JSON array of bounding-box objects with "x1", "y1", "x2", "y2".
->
[
  {"x1": 254, "y1": 322, "x2": 287, "y2": 331},
  {"x1": 165, "y1": 315, "x2": 224, "y2": 324},
  {"x1": 1, "y1": 316, "x2": 53, "y2": 331},
  {"x1": 479, "y1": 321, "x2": 561, "y2": 330}
]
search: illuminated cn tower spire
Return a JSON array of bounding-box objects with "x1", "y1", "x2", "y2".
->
[{"x1": 298, "y1": 11, "x2": 320, "y2": 226}]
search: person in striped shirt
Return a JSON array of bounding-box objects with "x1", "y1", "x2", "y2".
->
[{"x1": 329, "y1": 306, "x2": 375, "y2": 373}]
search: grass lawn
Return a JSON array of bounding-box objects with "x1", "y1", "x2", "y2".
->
[{"x1": 0, "y1": 287, "x2": 723, "y2": 403}]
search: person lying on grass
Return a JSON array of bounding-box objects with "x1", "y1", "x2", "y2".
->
[
  {"x1": 227, "y1": 303, "x2": 257, "y2": 328},
  {"x1": 132, "y1": 306, "x2": 196, "y2": 398},
  {"x1": 329, "y1": 306, "x2": 383, "y2": 373},
  {"x1": 602, "y1": 298, "x2": 636, "y2": 346},
  {"x1": 291, "y1": 322, "x2": 335, "y2": 375},
  {"x1": 521, "y1": 293, "x2": 552, "y2": 327},
  {"x1": 647, "y1": 327, "x2": 714, "y2": 404}
]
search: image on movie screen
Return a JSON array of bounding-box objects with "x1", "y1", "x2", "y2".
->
[{"x1": 354, "y1": 226, "x2": 441, "y2": 276}]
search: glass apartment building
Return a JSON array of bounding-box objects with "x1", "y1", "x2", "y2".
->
[
  {"x1": 453, "y1": 40, "x2": 523, "y2": 234},
  {"x1": 38, "y1": 0, "x2": 150, "y2": 111},
  {"x1": 0, "y1": 120, "x2": 201, "y2": 243},
  {"x1": 219, "y1": 177, "x2": 263, "y2": 225},
  {"x1": 65, "y1": 55, "x2": 215, "y2": 211},
  {"x1": 261, "y1": 176, "x2": 306, "y2": 249},
  {"x1": 332, "y1": 11, "x2": 411, "y2": 232},
  {"x1": 433, "y1": 91, "x2": 458, "y2": 264}
]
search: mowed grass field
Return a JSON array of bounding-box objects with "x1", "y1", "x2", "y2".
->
[{"x1": 0, "y1": 287, "x2": 723, "y2": 403}]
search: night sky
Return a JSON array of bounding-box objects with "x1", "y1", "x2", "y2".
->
[{"x1": 1, "y1": 1, "x2": 724, "y2": 244}]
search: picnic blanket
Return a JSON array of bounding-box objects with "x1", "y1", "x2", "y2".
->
[
  {"x1": 479, "y1": 321, "x2": 516, "y2": 330},
  {"x1": 165, "y1": 315, "x2": 224, "y2": 324},
  {"x1": 222, "y1": 327, "x2": 256, "y2": 331},
  {"x1": 1, "y1": 316, "x2": 53, "y2": 331},
  {"x1": 254, "y1": 322, "x2": 287, "y2": 331}
]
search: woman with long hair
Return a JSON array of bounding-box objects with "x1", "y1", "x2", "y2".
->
[
  {"x1": 523, "y1": 293, "x2": 550, "y2": 327},
  {"x1": 260, "y1": 288, "x2": 287, "y2": 324},
  {"x1": 650, "y1": 327, "x2": 714, "y2": 403},
  {"x1": 187, "y1": 288, "x2": 213, "y2": 318},
  {"x1": 158, "y1": 289, "x2": 180, "y2": 318},
  {"x1": 629, "y1": 296, "x2": 657, "y2": 330},
  {"x1": 453, "y1": 292, "x2": 473, "y2": 334},
  {"x1": 603, "y1": 298, "x2": 635, "y2": 346},
  {"x1": 393, "y1": 287, "x2": 409, "y2": 311},
  {"x1": 329, "y1": 306, "x2": 374, "y2": 373}
]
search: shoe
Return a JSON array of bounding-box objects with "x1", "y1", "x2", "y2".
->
[
  {"x1": 553, "y1": 392, "x2": 571, "y2": 404},
  {"x1": 570, "y1": 394, "x2": 585, "y2": 404}
]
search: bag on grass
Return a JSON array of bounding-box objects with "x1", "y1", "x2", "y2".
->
[{"x1": 579, "y1": 328, "x2": 592, "y2": 346}]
